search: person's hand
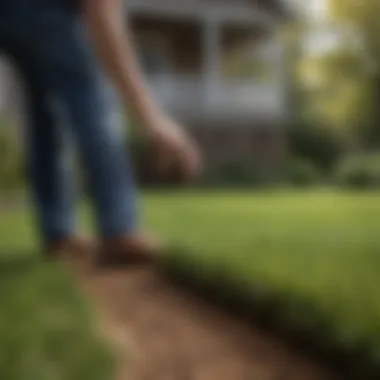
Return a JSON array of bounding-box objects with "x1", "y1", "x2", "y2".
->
[{"x1": 144, "y1": 114, "x2": 202, "y2": 183}]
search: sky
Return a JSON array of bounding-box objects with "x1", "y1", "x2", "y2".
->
[
  {"x1": 303, "y1": 0, "x2": 340, "y2": 56},
  {"x1": 309, "y1": 0, "x2": 327, "y2": 22}
]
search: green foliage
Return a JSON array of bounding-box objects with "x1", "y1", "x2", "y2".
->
[
  {"x1": 200, "y1": 162, "x2": 273, "y2": 188},
  {"x1": 334, "y1": 153, "x2": 380, "y2": 189},
  {"x1": 324, "y1": 0, "x2": 380, "y2": 146},
  {"x1": 281, "y1": 158, "x2": 322, "y2": 187},
  {"x1": 126, "y1": 117, "x2": 329, "y2": 189},
  {"x1": 287, "y1": 120, "x2": 344, "y2": 172},
  {"x1": 300, "y1": 48, "x2": 372, "y2": 139},
  {"x1": 200, "y1": 158, "x2": 323, "y2": 189}
]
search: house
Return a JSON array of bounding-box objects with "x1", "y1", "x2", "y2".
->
[{"x1": 127, "y1": 0, "x2": 292, "y2": 168}]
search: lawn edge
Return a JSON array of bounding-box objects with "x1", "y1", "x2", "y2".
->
[{"x1": 158, "y1": 251, "x2": 380, "y2": 380}]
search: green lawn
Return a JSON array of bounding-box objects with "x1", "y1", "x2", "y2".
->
[
  {"x1": 0, "y1": 211, "x2": 115, "y2": 380},
  {"x1": 2, "y1": 190, "x2": 380, "y2": 375},
  {"x1": 144, "y1": 190, "x2": 380, "y2": 368}
]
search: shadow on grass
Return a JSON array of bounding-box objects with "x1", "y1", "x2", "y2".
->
[
  {"x1": 159, "y1": 246, "x2": 380, "y2": 380},
  {"x1": 0, "y1": 251, "x2": 42, "y2": 278},
  {"x1": 0, "y1": 250, "x2": 116, "y2": 380}
]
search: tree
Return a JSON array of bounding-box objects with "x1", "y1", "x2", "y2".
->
[
  {"x1": 299, "y1": 45, "x2": 372, "y2": 145},
  {"x1": 326, "y1": 0, "x2": 380, "y2": 146}
]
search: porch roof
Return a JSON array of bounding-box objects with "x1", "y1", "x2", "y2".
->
[{"x1": 126, "y1": 0, "x2": 290, "y2": 29}]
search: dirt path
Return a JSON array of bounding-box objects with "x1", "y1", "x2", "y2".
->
[{"x1": 76, "y1": 266, "x2": 339, "y2": 380}]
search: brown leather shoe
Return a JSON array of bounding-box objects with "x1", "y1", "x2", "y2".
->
[
  {"x1": 96, "y1": 232, "x2": 161, "y2": 267},
  {"x1": 44, "y1": 235, "x2": 94, "y2": 260}
]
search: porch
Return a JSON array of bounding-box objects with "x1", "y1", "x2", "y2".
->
[
  {"x1": 147, "y1": 74, "x2": 285, "y2": 123},
  {"x1": 130, "y1": 8, "x2": 287, "y2": 124}
]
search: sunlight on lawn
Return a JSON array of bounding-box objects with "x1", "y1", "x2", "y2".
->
[{"x1": 2, "y1": 190, "x2": 380, "y2": 372}]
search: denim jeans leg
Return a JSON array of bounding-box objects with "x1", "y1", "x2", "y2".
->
[
  {"x1": 1, "y1": 3, "x2": 138, "y2": 239},
  {"x1": 9, "y1": 50, "x2": 76, "y2": 243},
  {"x1": 34, "y1": 15, "x2": 138, "y2": 238}
]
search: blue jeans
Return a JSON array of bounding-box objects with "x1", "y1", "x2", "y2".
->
[{"x1": 0, "y1": 0, "x2": 137, "y2": 242}]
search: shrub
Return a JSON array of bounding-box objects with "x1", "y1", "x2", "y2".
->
[
  {"x1": 200, "y1": 158, "x2": 323, "y2": 189},
  {"x1": 200, "y1": 162, "x2": 278, "y2": 188},
  {"x1": 334, "y1": 153, "x2": 380, "y2": 189},
  {"x1": 281, "y1": 158, "x2": 322, "y2": 187},
  {"x1": 287, "y1": 120, "x2": 343, "y2": 172}
]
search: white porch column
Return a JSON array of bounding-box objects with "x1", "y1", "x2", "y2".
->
[
  {"x1": 272, "y1": 40, "x2": 287, "y2": 118},
  {"x1": 202, "y1": 16, "x2": 222, "y2": 109},
  {"x1": 260, "y1": 39, "x2": 287, "y2": 118}
]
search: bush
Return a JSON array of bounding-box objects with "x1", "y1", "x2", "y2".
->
[
  {"x1": 200, "y1": 158, "x2": 323, "y2": 189},
  {"x1": 281, "y1": 158, "x2": 322, "y2": 187},
  {"x1": 200, "y1": 162, "x2": 278, "y2": 188},
  {"x1": 287, "y1": 120, "x2": 343, "y2": 172},
  {"x1": 334, "y1": 153, "x2": 380, "y2": 189}
]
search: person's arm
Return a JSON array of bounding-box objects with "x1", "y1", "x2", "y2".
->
[
  {"x1": 82, "y1": 0, "x2": 201, "y2": 181},
  {"x1": 82, "y1": 0, "x2": 160, "y2": 129}
]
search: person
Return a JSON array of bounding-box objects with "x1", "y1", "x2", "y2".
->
[{"x1": 0, "y1": 0, "x2": 200, "y2": 264}]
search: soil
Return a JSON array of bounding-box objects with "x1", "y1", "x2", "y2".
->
[{"x1": 75, "y1": 265, "x2": 341, "y2": 380}]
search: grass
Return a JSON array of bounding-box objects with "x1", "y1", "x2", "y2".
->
[
  {"x1": 0, "y1": 212, "x2": 115, "y2": 380},
  {"x1": 142, "y1": 190, "x2": 380, "y2": 374},
  {"x1": 2, "y1": 190, "x2": 380, "y2": 376}
]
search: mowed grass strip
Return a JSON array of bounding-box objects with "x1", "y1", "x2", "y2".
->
[
  {"x1": 2, "y1": 190, "x2": 380, "y2": 375},
  {"x1": 140, "y1": 191, "x2": 380, "y2": 370}
]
